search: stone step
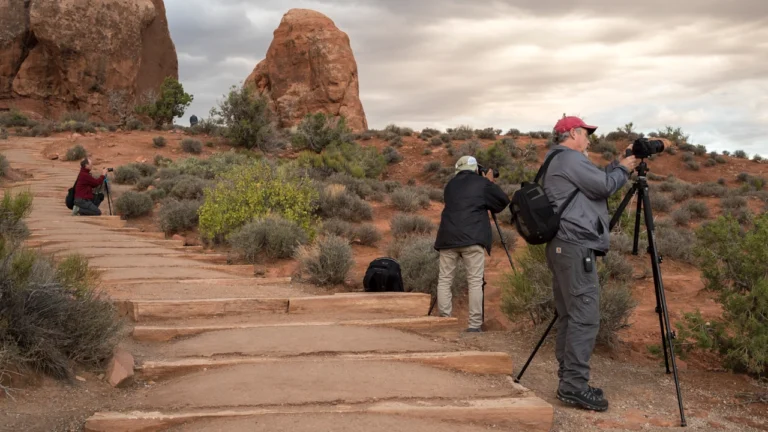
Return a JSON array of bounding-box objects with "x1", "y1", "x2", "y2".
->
[
  {"x1": 98, "y1": 266, "x2": 251, "y2": 282},
  {"x1": 121, "y1": 293, "x2": 430, "y2": 322},
  {"x1": 138, "y1": 351, "x2": 514, "y2": 381},
  {"x1": 132, "y1": 316, "x2": 458, "y2": 342},
  {"x1": 104, "y1": 281, "x2": 305, "y2": 301},
  {"x1": 114, "y1": 276, "x2": 290, "y2": 286},
  {"x1": 85, "y1": 397, "x2": 553, "y2": 432}
]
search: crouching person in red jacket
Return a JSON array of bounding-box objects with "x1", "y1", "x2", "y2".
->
[{"x1": 73, "y1": 158, "x2": 108, "y2": 216}]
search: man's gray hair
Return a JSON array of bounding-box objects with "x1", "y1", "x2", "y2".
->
[{"x1": 554, "y1": 127, "x2": 584, "y2": 144}]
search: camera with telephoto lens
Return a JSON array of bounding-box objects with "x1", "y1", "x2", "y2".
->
[
  {"x1": 107, "y1": 168, "x2": 114, "y2": 172},
  {"x1": 626, "y1": 138, "x2": 665, "y2": 159},
  {"x1": 477, "y1": 164, "x2": 499, "y2": 179}
]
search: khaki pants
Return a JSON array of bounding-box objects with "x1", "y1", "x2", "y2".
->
[{"x1": 436, "y1": 245, "x2": 485, "y2": 329}]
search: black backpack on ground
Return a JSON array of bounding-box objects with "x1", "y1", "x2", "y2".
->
[
  {"x1": 363, "y1": 257, "x2": 404, "y2": 292},
  {"x1": 65, "y1": 179, "x2": 77, "y2": 210},
  {"x1": 509, "y1": 149, "x2": 579, "y2": 245}
]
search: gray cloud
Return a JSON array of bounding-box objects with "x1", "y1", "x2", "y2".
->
[{"x1": 166, "y1": 0, "x2": 768, "y2": 156}]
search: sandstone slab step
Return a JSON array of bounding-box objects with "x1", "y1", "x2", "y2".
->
[
  {"x1": 85, "y1": 397, "x2": 553, "y2": 432},
  {"x1": 114, "y1": 277, "x2": 289, "y2": 286},
  {"x1": 138, "y1": 351, "x2": 513, "y2": 381},
  {"x1": 105, "y1": 281, "x2": 303, "y2": 301},
  {"x1": 288, "y1": 292, "x2": 430, "y2": 316},
  {"x1": 132, "y1": 316, "x2": 458, "y2": 342}
]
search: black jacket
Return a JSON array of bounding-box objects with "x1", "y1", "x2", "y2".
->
[{"x1": 434, "y1": 171, "x2": 511, "y2": 255}]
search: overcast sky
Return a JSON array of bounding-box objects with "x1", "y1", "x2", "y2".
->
[{"x1": 166, "y1": 0, "x2": 768, "y2": 156}]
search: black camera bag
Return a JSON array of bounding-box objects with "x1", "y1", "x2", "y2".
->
[
  {"x1": 65, "y1": 179, "x2": 78, "y2": 210},
  {"x1": 363, "y1": 257, "x2": 404, "y2": 292},
  {"x1": 509, "y1": 149, "x2": 579, "y2": 245}
]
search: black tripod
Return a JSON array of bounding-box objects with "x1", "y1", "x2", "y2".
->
[
  {"x1": 427, "y1": 213, "x2": 518, "y2": 325},
  {"x1": 513, "y1": 160, "x2": 687, "y2": 427},
  {"x1": 103, "y1": 176, "x2": 114, "y2": 216}
]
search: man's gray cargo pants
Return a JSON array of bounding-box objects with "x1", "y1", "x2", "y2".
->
[{"x1": 546, "y1": 237, "x2": 600, "y2": 393}]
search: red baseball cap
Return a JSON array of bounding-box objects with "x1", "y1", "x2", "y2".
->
[{"x1": 554, "y1": 116, "x2": 597, "y2": 135}]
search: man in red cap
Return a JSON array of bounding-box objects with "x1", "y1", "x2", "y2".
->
[{"x1": 541, "y1": 116, "x2": 636, "y2": 412}]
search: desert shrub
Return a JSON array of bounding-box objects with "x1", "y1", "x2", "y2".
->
[
  {"x1": 136, "y1": 176, "x2": 155, "y2": 191},
  {"x1": 733, "y1": 150, "x2": 748, "y2": 159},
  {"x1": 670, "y1": 184, "x2": 694, "y2": 202},
  {"x1": 384, "y1": 124, "x2": 414, "y2": 137},
  {"x1": 665, "y1": 146, "x2": 678, "y2": 155},
  {"x1": 317, "y1": 184, "x2": 373, "y2": 222},
  {"x1": 293, "y1": 113, "x2": 353, "y2": 152},
  {"x1": 229, "y1": 215, "x2": 308, "y2": 262},
  {"x1": 753, "y1": 154, "x2": 763, "y2": 163},
  {"x1": 723, "y1": 207, "x2": 753, "y2": 226},
  {"x1": 655, "y1": 222, "x2": 696, "y2": 263},
  {"x1": 150, "y1": 188, "x2": 168, "y2": 202},
  {"x1": 671, "y1": 207, "x2": 691, "y2": 226},
  {"x1": 422, "y1": 148, "x2": 432, "y2": 156},
  {"x1": 321, "y1": 218, "x2": 353, "y2": 238},
  {"x1": 0, "y1": 110, "x2": 30, "y2": 128},
  {"x1": 158, "y1": 199, "x2": 200, "y2": 235},
  {"x1": 693, "y1": 145, "x2": 707, "y2": 156},
  {"x1": 296, "y1": 235, "x2": 353, "y2": 286},
  {"x1": 694, "y1": 182, "x2": 727, "y2": 198},
  {"x1": 736, "y1": 172, "x2": 750, "y2": 183},
  {"x1": 721, "y1": 195, "x2": 747, "y2": 210},
  {"x1": 426, "y1": 187, "x2": 444, "y2": 202},
  {"x1": 0, "y1": 192, "x2": 122, "y2": 380},
  {"x1": 602, "y1": 151, "x2": 615, "y2": 161},
  {"x1": 440, "y1": 133, "x2": 451, "y2": 143},
  {"x1": 28, "y1": 123, "x2": 52, "y2": 137},
  {"x1": 390, "y1": 213, "x2": 435, "y2": 238},
  {"x1": 448, "y1": 125, "x2": 474, "y2": 140},
  {"x1": 355, "y1": 224, "x2": 382, "y2": 246},
  {"x1": 0, "y1": 154, "x2": 8, "y2": 177},
  {"x1": 475, "y1": 127, "x2": 498, "y2": 139},
  {"x1": 429, "y1": 137, "x2": 443, "y2": 146},
  {"x1": 170, "y1": 176, "x2": 209, "y2": 200},
  {"x1": 590, "y1": 139, "x2": 618, "y2": 155},
  {"x1": 391, "y1": 236, "x2": 467, "y2": 297},
  {"x1": 677, "y1": 214, "x2": 768, "y2": 375},
  {"x1": 455, "y1": 139, "x2": 481, "y2": 160},
  {"x1": 681, "y1": 152, "x2": 695, "y2": 162},
  {"x1": 419, "y1": 128, "x2": 441, "y2": 139},
  {"x1": 199, "y1": 161, "x2": 318, "y2": 243},
  {"x1": 135, "y1": 77, "x2": 193, "y2": 128},
  {"x1": 704, "y1": 158, "x2": 716, "y2": 167},
  {"x1": 492, "y1": 226, "x2": 517, "y2": 250},
  {"x1": 715, "y1": 155, "x2": 727, "y2": 164},
  {"x1": 500, "y1": 244, "x2": 636, "y2": 347},
  {"x1": 60, "y1": 111, "x2": 90, "y2": 123},
  {"x1": 685, "y1": 200, "x2": 710, "y2": 220},
  {"x1": 209, "y1": 85, "x2": 283, "y2": 152},
  {"x1": 297, "y1": 141, "x2": 386, "y2": 179},
  {"x1": 115, "y1": 191, "x2": 153, "y2": 219},
  {"x1": 386, "y1": 134, "x2": 403, "y2": 147},
  {"x1": 382, "y1": 146, "x2": 403, "y2": 164},
  {"x1": 651, "y1": 193, "x2": 673, "y2": 212},
  {"x1": 153, "y1": 136, "x2": 166, "y2": 148},
  {"x1": 424, "y1": 161, "x2": 442, "y2": 173},
  {"x1": 181, "y1": 138, "x2": 202, "y2": 154},
  {"x1": 717, "y1": 178, "x2": 727, "y2": 185},
  {"x1": 113, "y1": 165, "x2": 141, "y2": 185},
  {"x1": 154, "y1": 154, "x2": 172, "y2": 167},
  {"x1": 390, "y1": 187, "x2": 430, "y2": 212},
  {"x1": 611, "y1": 232, "x2": 633, "y2": 254},
  {"x1": 505, "y1": 128, "x2": 521, "y2": 137},
  {"x1": 685, "y1": 160, "x2": 700, "y2": 171},
  {"x1": 324, "y1": 173, "x2": 375, "y2": 200},
  {"x1": 65, "y1": 144, "x2": 87, "y2": 161},
  {"x1": 475, "y1": 141, "x2": 513, "y2": 171}
]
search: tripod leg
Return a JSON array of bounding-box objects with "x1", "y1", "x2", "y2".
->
[
  {"x1": 515, "y1": 312, "x2": 558, "y2": 383},
  {"x1": 632, "y1": 191, "x2": 643, "y2": 255},
  {"x1": 641, "y1": 186, "x2": 687, "y2": 427},
  {"x1": 492, "y1": 213, "x2": 517, "y2": 274},
  {"x1": 428, "y1": 294, "x2": 437, "y2": 316}
]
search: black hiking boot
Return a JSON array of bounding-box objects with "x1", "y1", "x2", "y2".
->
[
  {"x1": 589, "y1": 385, "x2": 604, "y2": 398},
  {"x1": 557, "y1": 387, "x2": 609, "y2": 412}
]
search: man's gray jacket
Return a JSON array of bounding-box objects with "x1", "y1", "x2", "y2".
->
[{"x1": 542, "y1": 145, "x2": 631, "y2": 253}]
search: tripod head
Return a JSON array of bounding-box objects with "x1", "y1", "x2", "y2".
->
[{"x1": 634, "y1": 159, "x2": 650, "y2": 179}]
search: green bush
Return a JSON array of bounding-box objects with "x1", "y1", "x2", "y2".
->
[
  {"x1": 390, "y1": 213, "x2": 435, "y2": 238},
  {"x1": 158, "y1": 199, "x2": 200, "y2": 235},
  {"x1": 385, "y1": 124, "x2": 414, "y2": 137},
  {"x1": 694, "y1": 182, "x2": 727, "y2": 198},
  {"x1": 693, "y1": 144, "x2": 708, "y2": 156},
  {"x1": 0, "y1": 110, "x2": 30, "y2": 127},
  {"x1": 355, "y1": 224, "x2": 382, "y2": 246},
  {"x1": 317, "y1": 184, "x2": 373, "y2": 222},
  {"x1": 733, "y1": 150, "x2": 748, "y2": 159},
  {"x1": 181, "y1": 138, "x2": 202, "y2": 154},
  {"x1": 135, "y1": 77, "x2": 193, "y2": 128},
  {"x1": 475, "y1": 127, "x2": 498, "y2": 139},
  {"x1": 424, "y1": 161, "x2": 442, "y2": 173},
  {"x1": 321, "y1": 218, "x2": 353, "y2": 238},
  {"x1": 419, "y1": 128, "x2": 441, "y2": 139},
  {"x1": 65, "y1": 144, "x2": 87, "y2": 161},
  {"x1": 475, "y1": 141, "x2": 513, "y2": 171},
  {"x1": 590, "y1": 140, "x2": 618, "y2": 155},
  {"x1": 115, "y1": 191, "x2": 153, "y2": 219},
  {"x1": 448, "y1": 125, "x2": 474, "y2": 140},
  {"x1": 655, "y1": 222, "x2": 696, "y2": 263},
  {"x1": 651, "y1": 193, "x2": 673, "y2": 212},
  {"x1": 297, "y1": 141, "x2": 386, "y2": 179},
  {"x1": 229, "y1": 215, "x2": 309, "y2": 262},
  {"x1": 325, "y1": 173, "x2": 379, "y2": 200},
  {"x1": 296, "y1": 235, "x2": 353, "y2": 286},
  {"x1": 671, "y1": 207, "x2": 691, "y2": 226},
  {"x1": 198, "y1": 161, "x2": 318, "y2": 243},
  {"x1": 721, "y1": 196, "x2": 747, "y2": 210},
  {"x1": 154, "y1": 154, "x2": 172, "y2": 167},
  {"x1": 55, "y1": 254, "x2": 101, "y2": 298},
  {"x1": 390, "y1": 187, "x2": 430, "y2": 212},
  {"x1": 393, "y1": 236, "x2": 467, "y2": 297},
  {"x1": 293, "y1": 113, "x2": 353, "y2": 152},
  {"x1": 153, "y1": 136, "x2": 167, "y2": 148},
  {"x1": 682, "y1": 152, "x2": 694, "y2": 162},
  {"x1": 136, "y1": 176, "x2": 155, "y2": 191},
  {"x1": 753, "y1": 154, "x2": 763, "y2": 163},
  {"x1": 685, "y1": 200, "x2": 710, "y2": 219},
  {"x1": 677, "y1": 214, "x2": 768, "y2": 375},
  {"x1": 704, "y1": 158, "x2": 716, "y2": 167},
  {"x1": 170, "y1": 176, "x2": 209, "y2": 200},
  {"x1": 0, "y1": 154, "x2": 9, "y2": 177},
  {"x1": 685, "y1": 160, "x2": 700, "y2": 171},
  {"x1": 505, "y1": 128, "x2": 521, "y2": 137},
  {"x1": 500, "y1": 244, "x2": 636, "y2": 347},
  {"x1": 429, "y1": 137, "x2": 443, "y2": 146},
  {"x1": 670, "y1": 184, "x2": 693, "y2": 202},
  {"x1": 208, "y1": 85, "x2": 283, "y2": 152}
]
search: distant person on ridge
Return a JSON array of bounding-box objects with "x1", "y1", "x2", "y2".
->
[
  {"x1": 189, "y1": 114, "x2": 198, "y2": 127},
  {"x1": 73, "y1": 158, "x2": 107, "y2": 216}
]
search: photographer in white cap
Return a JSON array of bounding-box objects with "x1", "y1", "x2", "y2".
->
[{"x1": 433, "y1": 156, "x2": 510, "y2": 332}]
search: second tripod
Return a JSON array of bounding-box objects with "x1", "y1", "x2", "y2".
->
[{"x1": 513, "y1": 160, "x2": 686, "y2": 427}]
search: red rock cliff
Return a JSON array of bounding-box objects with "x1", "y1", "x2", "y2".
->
[{"x1": 245, "y1": 9, "x2": 368, "y2": 132}]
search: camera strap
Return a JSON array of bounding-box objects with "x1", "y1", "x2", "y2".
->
[{"x1": 534, "y1": 149, "x2": 580, "y2": 215}]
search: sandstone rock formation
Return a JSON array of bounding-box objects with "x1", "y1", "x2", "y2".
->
[
  {"x1": 0, "y1": 0, "x2": 177, "y2": 122},
  {"x1": 245, "y1": 9, "x2": 368, "y2": 132}
]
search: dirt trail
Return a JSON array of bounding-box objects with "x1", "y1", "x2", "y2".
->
[{"x1": 0, "y1": 137, "x2": 553, "y2": 431}]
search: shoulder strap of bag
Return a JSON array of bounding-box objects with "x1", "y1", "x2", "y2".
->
[
  {"x1": 558, "y1": 189, "x2": 580, "y2": 215},
  {"x1": 533, "y1": 149, "x2": 565, "y2": 183}
]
